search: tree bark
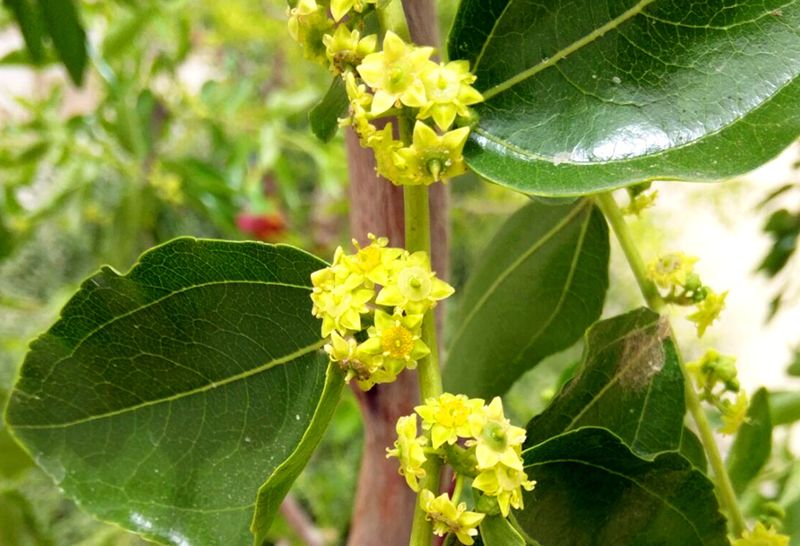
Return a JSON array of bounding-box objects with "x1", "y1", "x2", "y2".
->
[{"x1": 346, "y1": 4, "x2": 444, "y2": 544}]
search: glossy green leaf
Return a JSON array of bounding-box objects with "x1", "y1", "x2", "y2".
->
[
  {"x1": 525, "y1": 308, "x2": 684, "y2": 457},
  {"x1": 727, "y1": 388, "x2": 772, "y2": 495},
  {"x1": 37, "y1": 0, "x2": 86, "y2": 85},
  {"x1": 480, "y1": 515, "x2": 526, "y2": 546},
  {"x1": 518, "y1": 428, "x2": 728, "y2": 546},
  {"x1": 309, "y1": 77, "x2": 348, "y2": 142},
  {"x1": 448, "y1": 1, "x2": 800, "y2": 196},
  {"x1": 4, "y1": 238, "x2": 344, "y2": 546},
  {"x1": 3, "y1": 0, "x2": 44, "y2": 63},
  {"x1": 0, "y1": 391, "x2": 33, "y2": 479},
  {"x1": 444, "y1": 199, "x2": 609, "y2": 398}
]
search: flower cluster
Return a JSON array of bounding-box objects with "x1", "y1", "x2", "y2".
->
[
  {"x1": 310, "y1": 235, "x2": 453, "y2": 390},
  {"x1": 286, "y1": 1, "x2": 483, "y2": 186},
  {"x1": 687, "y1": 349, "x2": 749, "y2": 435},
  {"x1": 387, "y1": 394, "x2": 535, "y2": 543},
  {"x1": 646, "y1": 252, "x2": 727, "y2": 337},
  {"x1": 345, "y1": 31, "x2": 482, "y2": 186}
]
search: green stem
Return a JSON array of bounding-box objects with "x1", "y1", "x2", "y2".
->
[
  {"x1": 404, "y1": 167, "x2": 444, "y2": 546},
  {"x1": 595, "y1": 192, "x2": 747, "y2": 538}
]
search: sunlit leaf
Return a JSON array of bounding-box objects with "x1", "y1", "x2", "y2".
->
[{"x1": 449, "y1": 0, "x2": 800, "y2": 196}]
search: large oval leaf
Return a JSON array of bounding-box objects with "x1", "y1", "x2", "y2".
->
[
  {"x1": 525, "y1": 308, "x2": 685, "y2": 457},
  {"x1": 518, "y1": 428, "x2": 728, "y2": 546},
  {"x1": 449, "y1": 0, "x2": 800, "y2": 196},
  {"x1": 3, "y1": 238, "x2": 343, "y2": 546},
  {"x1": 444, "y1": 199, "x2": 609, "y2": 398}
]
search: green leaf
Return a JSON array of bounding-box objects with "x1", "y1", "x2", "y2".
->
[
  {"x1": 770, "y1": 390, "x2": 800, "y2": 425},
  {"x1": 480, "y1": 515, "x2": 527, "y2": 546},
  {"x1": 309, "y1": 77, "x2": 348, "y2": 143},
  {"x1": 727, "y1": 388, "x2": 772, "y2": 495},
  {"x1": 4, "y1": 238, "x2": 344, "y2": 546},
  {"x1": 444, "y1": 199, "x2": 609, "y2": 398},
  {"x1": 0, "y1": 391, "x2": 33, "y2": 479},
  {"x1": 679, "y1": 427, "x2": 707, "y2": 472},
  {"x1": 36, "y1": 0, "x2": 87, "y2": 85},
  {"x1": 448, "y1": 1, "x2": 800, "y2": 196},
  {"x1": 525, "y1": 308, "x2": 685, "y2": 458},
  {"x1": 518, "y1": 428, "x2": 728, "y2": 546},
  {"x1": 3, "y1": 0, "x2": 45, "y2": 63}
]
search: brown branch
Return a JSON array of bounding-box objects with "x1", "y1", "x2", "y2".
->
[
  {"x1": 345, "y1": 4, "x2": 446, "y2": 545},
  {"x1": 280, "y1": 494, "x2": 328, "y2": 546}
]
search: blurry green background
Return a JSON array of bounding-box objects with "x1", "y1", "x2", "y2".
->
[{"x1": 1, "y1": 1, "x2": 799, "y2": 544}]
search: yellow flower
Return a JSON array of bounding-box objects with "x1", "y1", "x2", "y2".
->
[
  {"x1": 415, "y1": 393, "x2": 485, "y2": 448},
  {"x1": 623, "y1": 190, "x2": 658, "y2": 216},
  {"x1": 325, "y1": 332, "x2": 377, "y2": 384},
  {"x1": 472, "y1": 464, "x2": 536, "y2": 517},
  {"x1": 719, "y1": 390, "x2": 749, "y2": 435},
  {"x1": 687, "y1": 289, "x2": 728, "y2": 338},
  {"x1": 357, "y1": 309, "x2": 430, "y2": 383},
  {"x1": 419, "y1": 489, "x2": 485, "y2": 545},
  {"x1": 386, "y1": 415, "x2": 427, "y2": 491},
  {"x1": 468, "y1": 397, "x2": 527, "y2": 471},
  {"x1": 418, "y1": 60, "x2": 483, "y2": 131},
  {"x1": 646, "y1": 252, "x2": 698, "y2": 290},
  {"x1": 344, "y1": 233, "x2": 404, "y2": 286},
  {"x1": 329, "y1": 0, "x2": 377, "y2": 22},
  {"x1": 287, "y1": 0, "x2": 333, "y2": 65},
  {"x1": 341, "y1": 71, "x2": 378, "y2": 144},
  {"x1": 396, "y1": 122, "x2": 471, "y2": 185},
  {"x1": 357, "y1": 31, "x2": 434, "y2": 115},
  {"x1": 376, "y1": 250, "x2": 454, "y2": 313},
  {"x1": 310, "y1": 249, "x2": 375, "y2": 337},
  {"x1": 686, "y1": 348, "x2": 739, "y2": 394},
  {"x1": 323, "y1": 25, "x2": 377, "y2": 74},
  {"x1": 733, "y1": 522, "x2": 790, "y2": 546}
]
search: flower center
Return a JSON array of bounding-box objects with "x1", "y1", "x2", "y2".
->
[
  {"x1": 356, "y1": 246, "x2": 381, "y2": 272},
  {"x1": 482, "y1": 421, "x2": 508, "y2": 452},
  {"x1": 398, "y1": 266, "x2": 431, "y2": 301},
  {"x1": 435, "y1": 400, "x2": 469, "y2": 428},
  {"x1": 381, "y1": 326, "x2": 415, "y2": 358}
]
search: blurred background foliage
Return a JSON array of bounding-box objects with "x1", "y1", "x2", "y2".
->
[{"x1": 0, "y1": 1, "x2": 799, "y2": 545}]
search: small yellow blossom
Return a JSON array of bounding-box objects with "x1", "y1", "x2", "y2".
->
[
  {"x1": 376, "y1": 250, "x2": 454, "y2": 313},
  {"x1": 386, "y1": 415, "x2": 427, "y2": 491},
  {"x1": 287, "y1": 0, "x2": 333, "y2": 65},
  {"x1": 329, "y1": 0, "x2": 377, "y2": 22},
  {"x1": 418, "y1": 60, "x2": 483, "y2": 131},
  {"x1": 623, "y1": 190, "x2": 658, "y2": 216},
  {"x1": 419, "y1": 489, "x2": 485, "y2": 545},
  {"x1": 646, "y1": 252, "x2": 698, "y2": 290},
  {"x1": 468, "y1": 397, "x2": 527, "y2": 471},
  {"x1": 415, "y1": 393, "x2": 485, "y2": 448},
  {"x1": 472, "y1": 464, "x2": 536, "y2": 517},
  {"x1": 395, "y1": 122, "x2": 471, "y2": 185},
  {"x1": 310, "y1": 249, "x2": 375, "y2": 337},
  {"x1": 325, "y1": 332, "x2": 376, "y2": 383},
  {"x1": 719, "y1": 390, "x2": 749, "y2": 435},
  {"x1": 344, "y1": 233, "x2": 404, "y2": 285},
  {"x1": 732, "y1": 522, "x2": 790, "y2": 546},
  {"x1": 341, "y1": 71, "x2": 377, "y2": 144},
  {"x1": 357, "y1": 309, "x2": 430, "y2": 384},
  {"x1": 357, "y1": 31, "x2": 434, "y2": 115},
  {"x1": 686, "y1": 349, "x2": 739, "y2": 394},
  {"x1": 687, "y1": 289, "x2": 728, "y2": 338},
  {"x1": 323, "y1": 25, "x2": 377, "y2": 74}
]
